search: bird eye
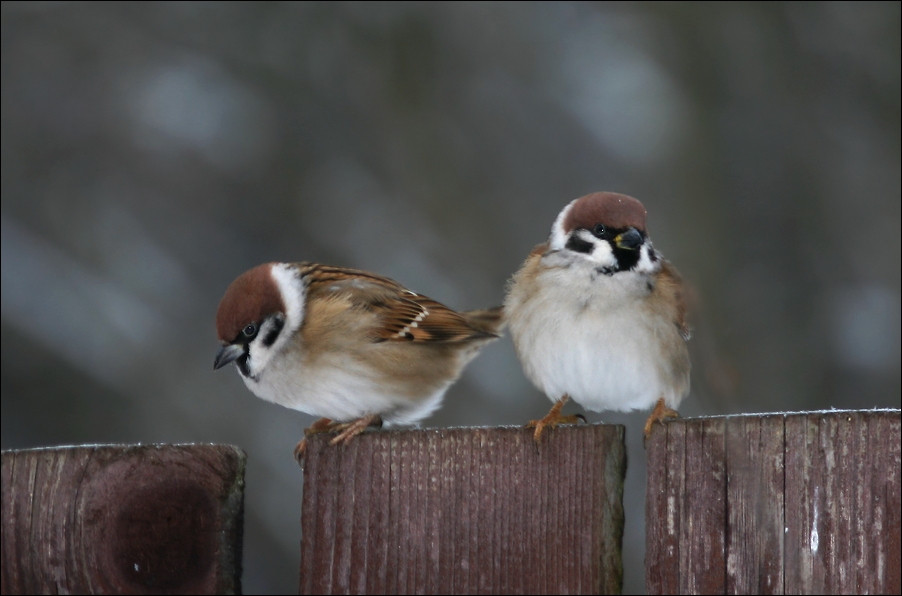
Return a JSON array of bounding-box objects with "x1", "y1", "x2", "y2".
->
[
  {"x1": 243, "y1": 323, "x2": 257, "y2": 338},
  {"x1": 593, "y1": 224, "x2": 607, "y2": 238}
]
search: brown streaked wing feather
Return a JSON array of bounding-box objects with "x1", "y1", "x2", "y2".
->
[
  {"x1": 298, "y1": 263, "x2": 498, "y2": 343},
  {"x1": 299, "y1": 262, "x2": 408, "y2": 294}
]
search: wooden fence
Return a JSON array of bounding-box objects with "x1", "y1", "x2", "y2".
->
[
  {"x1": 646, "y1": 410, "x2": 901, "y2": 595},
  {"x1": 1, "y1": 410, "x2": 899, "y2": 595},
  {"x1": 299, "y1": 425, "x2": 626, "y2": 595},
  {"x1": 1, "y1": 444, "x2": 245, "y2": 595}
]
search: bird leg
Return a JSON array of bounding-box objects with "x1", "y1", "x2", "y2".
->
[
  {"x1": 294, "y1": 415, "x2": 384, "y2": 464},
  {"x1": 295, "y1": 418, "x2": 339, "y2": 462},
  {"x1": 329, "y1": 414, "x2": 383, "y2": 446},
  {"x1": 526, "y1": 395, "x2": 585, "y2": 443},
  {"x1": 643, "y1": 397, "x2": 680, "y2": 439},
  {"x1": 305, "y1": 417, "x2": 341, "y2": 436}
]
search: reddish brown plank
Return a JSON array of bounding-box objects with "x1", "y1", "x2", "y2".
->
[
  {"x1": 680, "y1": 418, "x2": 727, "y2": 595},
  {"x1": 877, "y1": 413, "x2": 901, "y2": 594},
  {"x1": 648, "y1": 410, "x2": 901, "y2": 595},
  {"x1": 724, "y1": 414, "x2": 784, "y2": 594},
  {"x1": 1, "y1": 444, "x2": 245, "y2": 595},
  {"x1": 646, "y1": 414, "x2": 685, "y2": 595},
  {"x1": 299, "y1": 424, "x2": 626, "y2": 595},
  {"x1": 784, "y1": 413, "x2": 823, "y2": 594}
]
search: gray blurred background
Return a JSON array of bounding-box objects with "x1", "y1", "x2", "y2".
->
[{"x1": 2, "y1": 2, "x2": 899, "y2": 593}]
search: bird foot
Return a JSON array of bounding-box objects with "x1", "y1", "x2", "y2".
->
[
  {"x1": 305, "y1": 417, "x2": 341, "y2": 436},
  {"x1": 294, "y1": 418, "x2": 339, "y2": 464},
  {"x1": 293, "y1": 439, "x2": 309, "y2": 464},
  {"x1": 525, "y1": 395, "x2": 585, "y2": 443},
  {"x1": 643, "y1": 397, "x2": 680, "y2": 440},
  {"x1": 293, "y1": 416, "x2": 383, "y2": 465},
  {"x1": 328, "y1": 414, "x2": 382, "y2": 446}
]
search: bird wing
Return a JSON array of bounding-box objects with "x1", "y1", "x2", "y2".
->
[
  {"x1": 658, "y1": 260, "x2": 691, "y2": 341},
  {"x1": 300, "y1": 263, "x2": 498, "y2": 343}
]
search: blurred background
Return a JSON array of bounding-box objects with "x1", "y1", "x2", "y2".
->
[{"x1": 2, "y1": 2, "x2": 899, "y2": 593}]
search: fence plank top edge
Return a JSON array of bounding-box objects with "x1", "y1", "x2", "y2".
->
[
  {"x1": 660, "y1": 408, "x2": 900, "y2": 422},
  {"x1": 1, "y1": 443, "x2": 248, "y2": 456}
]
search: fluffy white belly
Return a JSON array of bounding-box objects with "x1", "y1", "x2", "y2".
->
[
  {"x1": 516, "y1": 312, "x2": 669, "y2": 412},
  {"x1": 241, "y1": 356, "x2": 446, "y2": 426},
  {"x1": 509, "y1": 267, "x2": 685, "y2": 413}
]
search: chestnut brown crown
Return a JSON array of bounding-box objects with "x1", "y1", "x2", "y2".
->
[
  {"x1": 216, "y1": 263, "x2": 285, "y2": 344},
  {"x1": 563, "y1": 192, "x2": 648, "y2": 234}
]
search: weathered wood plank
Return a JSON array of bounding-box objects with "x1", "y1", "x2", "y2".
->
[
  {"x1": 878, "y1": 414, "x2": 902, "y2": 593},
  {"x1": 646, "y1": 414, "x2": 685, "y2": 594},
  {"x1": 647, "y1": 410, "x2": 901, "y2": 595},
  {"x1": 682, "y1": 418, "x2": 727, "y2": 595},
  {"x1": 724, "y1": 414, "x2": 784, "y2": 594},
  {"x1": 299, "y1": 424, "x2": 626, "y2": 595},
  {"x1": 1, "y1": 444, "x2": 246, "y2": 595}
]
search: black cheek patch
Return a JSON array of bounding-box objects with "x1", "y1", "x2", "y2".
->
[
  {"x1": 262, "y1": 317, "x2": 285, "y2": 348},
  {"x1": 566, "y1": 235, "x2": 594, "y2": 254},
  {"x1": 237, "y1": 352, "x2": 251, "y2": 378}
]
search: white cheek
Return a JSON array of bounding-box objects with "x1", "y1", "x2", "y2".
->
[
  {"x1": 245, "y1": 316, "x2": 287, "y2": 378},
  {"x1": 245, "y1": 263, "x2": 306, "y2": 380},
  {"x1": 635, "y1": 244, "x2": 659, "y2": 274},
  {"x1": 270, "y1": 263, "x2": 305, "y2": 336},
  {"x1": 588, "y1": 239, "x2": 617, "y2": 268},
  {"x1": 542, "y1": 237, "x2": 617, "y2": 271}
]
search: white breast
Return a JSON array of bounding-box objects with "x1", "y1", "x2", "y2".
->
[
  {"x1": 240, "y1": 351, "x2": 448, "y2": 427},
  {"x1": 506, "y1": 258, "x2": 688, "y2": 413}
]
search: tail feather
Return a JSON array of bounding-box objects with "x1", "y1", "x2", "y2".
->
[{"x1": 464, "y1": 306, "x2": 506, "y2": 336}]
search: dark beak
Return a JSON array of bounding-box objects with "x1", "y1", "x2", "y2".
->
[
  {"x1": 614, "y1": 228, "x2": 643, "y2": 250},
  {"x1": 214, "y1": 344, "x2": 244, "y2": 371}
]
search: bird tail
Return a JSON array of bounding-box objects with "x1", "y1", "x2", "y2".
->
[{"x1": 463, "y1": 306, "x2": 506, "y2": 336}]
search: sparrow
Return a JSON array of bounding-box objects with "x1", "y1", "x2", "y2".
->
[
  {"x1": 214, "y1": 262, "x2": 503, "y2": 461},
  {"x1": 503, "y1": 192, "x2": 690, "y2": 442}
]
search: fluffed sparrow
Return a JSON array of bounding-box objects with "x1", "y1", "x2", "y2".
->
[{"x1": 504, "y1": 192, "x2": 690, "y2": 441}]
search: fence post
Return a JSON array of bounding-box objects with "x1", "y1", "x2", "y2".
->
[
  {"x1": 299, "y1": 424, "x2": 626, "y2": 595},
  {"x1": 646, "y1": 410, "x2": 901, "y2": 595},
  {"x1": 1, "y1": 444, "x2": 246, "y2": 595}
]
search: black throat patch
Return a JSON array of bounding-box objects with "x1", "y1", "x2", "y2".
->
[{"x1": 612, "y1": 244, "x2": 641, "y2": 271}]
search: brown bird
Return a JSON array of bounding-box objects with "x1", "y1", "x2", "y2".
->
[
  {"x1": 504, "y1": 192, "x2": 690, "y2": 442},
  {"x1": 215, "y1": 262, "x2": 503, "y2": 460}
]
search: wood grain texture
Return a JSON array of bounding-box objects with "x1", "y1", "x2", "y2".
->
[
  {"x1": 646, "y1": 410, "x2": 901, "y2": 595},
  {"x1": 299, "y1": 424, "x2": 625, "y2": 595},
  {"x1": 1, "y1": 444, "x2": 246, "y2": 595}
]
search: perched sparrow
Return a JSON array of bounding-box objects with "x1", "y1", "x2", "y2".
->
[
  {"x1": 214, "y1": 262, "x2": 503, "y2": 460},
  {"x1": 504, "y1": 192, "x2": 690, "y2": 441}
]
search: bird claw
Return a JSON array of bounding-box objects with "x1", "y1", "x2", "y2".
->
[
  {"x1": 294, "y1": 439, "x2": 308, "y2": 466},
  {"x1": 304, "y1": 417, "x2": 339, "y2": 436},
  {"x1": 526, "y1": 395, "x2": 584, "y2": 444},
  {"x1": 643, "y1": 397, "x2": 680, "y2": 444},
  {"x1": 294, "y1": 415, "x2": 383, "y2": 466},
  {"x1": 526, "y1": 413, "x2": 586, "y2": 442},
  {"x1": 295, "y1": 418, "x2": 339, "y2": 466},
  {"x1": 328, "y1": 414, "x2": 380, "y2": 446}
]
